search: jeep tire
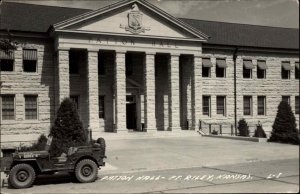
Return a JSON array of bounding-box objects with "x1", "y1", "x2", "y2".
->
[
  {"x1": 8, "y1": 163, "x2": 36, "y2": 189},
  {"x1": 96, "y1": 137, "x2": 106, "y2": 155},
  {"x1": 75, "y1": 159, "x2": 98, "y2": 183}
]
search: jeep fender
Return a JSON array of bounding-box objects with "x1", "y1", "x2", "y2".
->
[{"x1": 11, "y1": 159, "x2": 42, "y2": 173}]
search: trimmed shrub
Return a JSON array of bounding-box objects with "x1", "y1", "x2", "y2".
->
[
  {"x1": 211, "y1": 129, "x2": 218, "y2": 135},
  {"x1": 19, "y1": 134, "x2": 48, "y2": 152},
  {"x1": 238, "y1": 118, "x2": 250, "y2": 137},
  {"x1": 253, "y1": 123, "x2": 267, "y2": 138},
  {"x1": 49, "y1": 98, "x2": 87, "y2": 156},
  {"x1": 269, "y1": 101, "x2": 299, "y2": 145}
]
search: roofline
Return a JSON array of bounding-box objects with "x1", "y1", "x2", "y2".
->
[
  {"x1": 180, "y1": 17, "x2": 299, "y2": 30},
  {"x1": 203, "y1": 43, "x2": 299, "y2": 54},
  {"x1": 52, "y1": 0, "x2": 209, "y2": 40}
]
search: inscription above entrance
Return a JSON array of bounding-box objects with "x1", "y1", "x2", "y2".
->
[{"x1": 120, "y1": 4, "x2": 150, "y2": 34}]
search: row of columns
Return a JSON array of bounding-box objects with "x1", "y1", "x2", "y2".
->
[{"x1": 57, "y1": 48, "x2": 202, "y2": 133}]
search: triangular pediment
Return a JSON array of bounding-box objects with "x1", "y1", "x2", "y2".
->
[{"x1": 53, "y1": 0, "x2": 208, "y2": 40}]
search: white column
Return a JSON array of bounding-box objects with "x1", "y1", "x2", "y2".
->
[
  {"x1": 191, "y1": 55, "x2": 202, "y2": 130},
  {"x1": 114, "y1": 51, "x2": 127, "y2": 131},
  {"x1": 168, "y1": 54, "x2": 181, "y2": 131},
  {"x1": 144, "y1": 52, "x2": 156, "y2": 131},
  {"x1": 87, "y1": 49, "x2": 100, "y2": 134},
  {"x1": 57, "y1": 49, "x2": 70, "y2": 105}
]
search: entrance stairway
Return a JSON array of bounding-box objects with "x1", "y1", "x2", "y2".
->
[{"x1": 96, "y1": 130, "x2": 200, "y2": 140}]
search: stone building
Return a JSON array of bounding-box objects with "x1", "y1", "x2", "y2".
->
[{"x1": 0, "y1": 0, "x2": 299, "y2": 149}]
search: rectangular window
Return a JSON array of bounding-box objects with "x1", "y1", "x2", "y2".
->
[
  {"x1": 281, "y1": 61, "x2": 291, "y2": 79},
  {"x1": 0, "y1": 50, "x2": 14, "y2": 71},
  {"x1": 202, "y1": 67, "x2": 210, "y2": 77},
  {"x1": 1, "y1": 95, "x2": 15, "y2": 120},
  {"x1": 257, "y1": 60, "x2": 267, "y2": 79},
  {"x1": 70, "y1": 95, "x2": 79, "y2": 110},
  {"x1": 282, "y1": 96, "x2": 290, "y2": 104},
  {"x1": 243, "y1": 60, "x2": 253, "y2": 78},
  {"x1": 23, "y1": 49, "x2": 37, "y2": 72},
  {"x1": 202, "y1": 58, "x2": 212, "y2": 77},
  {"x1": 98, "y1": 52, "x2": 105, "y2": 75},
  {"x1": 295, "y1": 62, "x2": 299, "y2": 79},
  {"x1": 216, "y1": 59, "x2": 227, "y2": 78},
  {"x1": 296, "y1": 96, "x2": 299, "y2": 114},
  {"x1": 202, "y1": 96, "x2": 210, "y2": 116},
  {"x1": 25, "y1": 95, "x2": 38, "y2": 120},
  {"x1": 216, "y1": 96, "x2": 226, "y2": 116},
  {"x1": 99, "y1": 96, "x2": 105, "y2": 119},
  {"x1": 257, "y1": 96, "x2": 266, "y2": 115},
  {"x1": 243, "y1": 96, "x2": 252, "y2": 116}
]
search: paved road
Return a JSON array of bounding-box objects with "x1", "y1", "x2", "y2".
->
[
  {"x1": 1, "y1": 136, "x2": 299, "y2": 193},
  {"x1": 1, "y1": 158, "x2": 298, "y2": 193}
]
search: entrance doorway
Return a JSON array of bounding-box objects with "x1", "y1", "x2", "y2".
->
[{"x1": 126, "y1": 95, "x2": 137, "y2": 130}]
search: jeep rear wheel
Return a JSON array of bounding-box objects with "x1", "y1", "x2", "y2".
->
[
  {"x1": 8, "y1": 163, "x2": 36, "y2": 189},
  {"x1": 75, "y1": 159, "x2": 98, "y2": 183}
]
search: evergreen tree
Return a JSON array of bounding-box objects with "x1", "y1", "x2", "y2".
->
[
  {"x1": 253, "y1": 122, "x2": 267, "y2": 138},
  {"x1": 269, "y1": 101, "x2": 299, "y2": 145},
  {"x1": 49, "y1": 98, "x2": 87, "y2": 156},
  {"x1": 238, "y1": 118, "x2": 250, "y2": 137}
]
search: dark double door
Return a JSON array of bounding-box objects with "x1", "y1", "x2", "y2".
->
[{"x1": 126, "y1": 95, "x2": 137, "y2": 130}]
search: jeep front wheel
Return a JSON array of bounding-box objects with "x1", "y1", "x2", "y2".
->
[
  {"x1": 75, "y1": 159, "x2": 98, "y2": 183},
  {"x1": 8, "y1": 163, "x2": 36, "y2": 189}
]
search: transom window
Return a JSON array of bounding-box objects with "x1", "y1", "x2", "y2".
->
[
  {"x1": 23, "y1": 49, "x2": 37, "y2": 72},
  {"x1": 0, "y1": 50, "x2": 14, "y2": 71},
  {"x1": 257, "y1": 96, "x2": 266, "y2": 115},
  {"x1": 202, "y1": 96, "x2": 210, "y2": 116},
  {"x1": 25, "y1": 95, "x2": 38, "y2": 120},
  {"x1": 1, "y1": 95, "x2": 15, "y2": 120},
  {"x1": 216, "y1": 96, "x2": 226, "y2": 116},
  {"x1": 243, "y1": 96, "x2": 252, "y2": 116},
  {"x1": 281, "y1": 61, "x2": 291, "y2": 79},
  {"x1": 99, "y1": 96, "x2": 105, "y2": 119}
]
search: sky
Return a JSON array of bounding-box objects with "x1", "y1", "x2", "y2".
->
[{"x1": 5, "y1": 0, "x2": 300, "y2": 28}]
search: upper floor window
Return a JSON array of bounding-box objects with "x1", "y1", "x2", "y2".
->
[
  {"x1": 125, "y1": 53, "x2": 133, "y2": 76},
  {"x1": 216, "y1": 59, "x2": 227, "y2": 78},
  {"x1": 202, "y1": 96, "x2": 211, "y2": 116},
  {"x1": 257, "y1": 60, "x2": 267, "y2": 79},
  {"x1": 296, "y1": 96, "x2": 299, "y2": 115},
  {"x1": 295, "y1": 62, "x2": 299, "y2": 79},
  {"x1": 282, "y1": 96, "x2": 290, "y2": 104},
  {"x1": 23, "y1": 49, "x2": 37, "y2": 72},
  {"x1": 25, "y1": 95, "x2": 38, "y2": 120},
  {"x1": 281, "y1": 61, "x2": 291, "y2": 79},
  {"x1": 216, "y1": 96, "x2": 226, "y2": 116},
  {"x1": 202, "y1": 58, "x2": 212, "y2": 77},
  {"x1": 243, "y1": 60, "x2": 253, "y2": 78},
  {"x1": 243, "y1": 96, "x2": 252, "y2": 115},
  {"x1": 0, "y1": 50, "x2": 14, "y2": 72},
  {"x1": 257, "y1": 96, "x2": 266, "y2": 115},
  {"x1": 1, "y1": 95, "x2": 15, "y2": 120},
  {"x1": 99, "y1": 96, "x2": 105, "y2": 119}
]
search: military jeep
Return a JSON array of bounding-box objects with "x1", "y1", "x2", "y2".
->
[{"x1": 4, "y1": 137, "x2": 106, "y2": 189}]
